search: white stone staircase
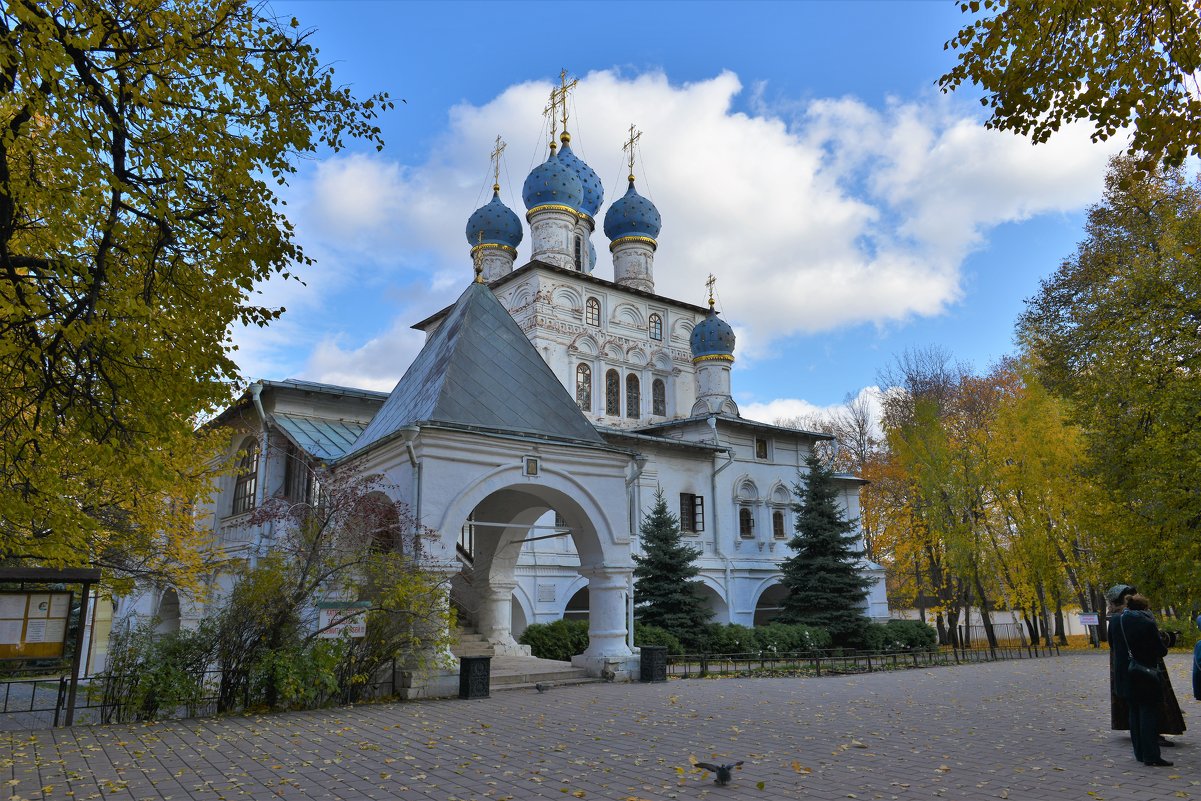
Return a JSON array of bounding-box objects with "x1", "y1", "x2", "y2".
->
[
  {"x1": 450, "y1": 628, "x2": 597, "y2": 692},
  {"x1": 452, "y1": 627, "x2": 495, "y2": 658}
]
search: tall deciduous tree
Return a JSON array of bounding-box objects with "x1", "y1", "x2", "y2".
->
[
  {"x1": 778, "y1": 453, "x2": 873, "y2": 644},
  {"x1": 940, "y1": 0, "x2": 1201, "y2": 170},
  {"x1": 0, "y1": 1, "x2": 390, "y2": 588},
  {"x1": 633, "y1": 490, "x2": 710, "y2": 637},
  {"x1": 1020, "y1": 157, "x2": 1201, "y2": 608}
]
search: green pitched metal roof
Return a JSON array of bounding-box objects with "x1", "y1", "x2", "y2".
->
[
  {"x1": 273, "y1": 414, "x2": 369, "y2": 460},
  {"x1": 352, "y1": 281, "x2": 602, "y2": 454}
]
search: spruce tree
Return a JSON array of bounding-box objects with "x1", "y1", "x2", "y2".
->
[
  {"x1": 633, "y1": 489, "x2": 711, "y2": 637},
  {"x1": 777, "y1": 452, "x2": 873, "y2": 644}
]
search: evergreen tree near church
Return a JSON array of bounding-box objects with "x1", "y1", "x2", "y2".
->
[
  {"x1": 777, "y1": 452, "x2": 873, "y2": 644},
  {"x1": 633, "y1": 490, "x2": 711, "y2": 636}
]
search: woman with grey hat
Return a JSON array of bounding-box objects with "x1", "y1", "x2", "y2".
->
[
  {"x1": 1106, "y1": 584, "x2": 1185, "y2": 746},
  {"x1": 1112, "y1": 593, "x2": 1172, "y2": 765},
  {"x1": 1106, "y1": 584, "x2": 1137, "y2": 731}
]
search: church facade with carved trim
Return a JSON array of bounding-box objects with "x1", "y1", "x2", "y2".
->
[{"x1": 128, "y1": 86, "x2": 888, "y2": 683}]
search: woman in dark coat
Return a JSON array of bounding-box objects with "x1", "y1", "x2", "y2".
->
[
  {"x1": 1111, "y1": 594, "x2": 1171, "y2": 766},
  {"x1": 1105, "y1": 584, "x2": 1185, "y2": 742}
]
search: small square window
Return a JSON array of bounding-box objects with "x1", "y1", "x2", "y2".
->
[
  {"x1": 523, "y1": 456, "x2": 540, "y2": 477},
  {"x1": 755, "y1": 438, "x2": 769, "y2": 460}
]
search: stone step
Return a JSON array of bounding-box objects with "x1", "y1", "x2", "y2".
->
[
  {"x1": 489, "y1": 666, "x2": 590, "y2": 687},
  {"x1": 492, "y1": 675, "x2": 600, "y2": 693},
  {"x1": 454, "y1": 647, "x2": 495, "y2": 658}
]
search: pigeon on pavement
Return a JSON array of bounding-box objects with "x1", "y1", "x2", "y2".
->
[{"x1": 696, "y1": 761, "x2": 744, "y2": 786}]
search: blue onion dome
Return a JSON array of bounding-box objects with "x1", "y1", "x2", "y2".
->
[
  {"x1": 555, "y1": 136, "x2": 604, "y2": 217},
  {"x1": 587, "y1": 238, "x2": 597, "y2": 272},
  {"x1": 522, "y1": 152, "x2": 584, "y2": 212},
  {"x1": 603, "y1": 178, "x2": 662, "y2": 242},
  {"x1": 690, "y1": 302, "x2": 736, "y2": 362},
  {"x1": 466, "y1": 187, "x2": 523, "y2": 251}
]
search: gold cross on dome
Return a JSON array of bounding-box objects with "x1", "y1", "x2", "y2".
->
[
  {"x1": 555, "y1": 68, "x2": 579, "y2": 135},
  {"x1": 622, "y1": 123, "x2": 642, "y2": 182},
  {"x1": 706, "y1": 273, "x2": 717, "y2": 307},
  {"x1": 489, "y1": 135, "x2": 506, "y2": 189},
  {"x1": 542, "y1": 88, "x2": 559, "y2": 149}
]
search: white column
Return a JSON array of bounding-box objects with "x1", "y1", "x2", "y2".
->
[
  {"x1": 573, "y1": 565, "x2": 634, "y2": 676},
  {"x1": 476, "y1": 579, "x2": 529, "y2": 656}
]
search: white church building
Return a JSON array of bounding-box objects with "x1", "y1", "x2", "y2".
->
[{"x1": 137, "y1": 95, "x2": 888, "y2": 679}]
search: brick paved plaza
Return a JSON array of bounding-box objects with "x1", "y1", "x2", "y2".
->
[{"x1": 1, "y1": 651, "x2": 1195, "y2": 801}]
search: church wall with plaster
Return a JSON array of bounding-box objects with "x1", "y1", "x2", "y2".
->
[{"x1": 116, "y1": 92, "x2": 889, "y2": 685}]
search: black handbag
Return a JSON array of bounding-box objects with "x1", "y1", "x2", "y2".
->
[{"x1": 1120, "y1": 614, "x2": 1162, "y2": 684}]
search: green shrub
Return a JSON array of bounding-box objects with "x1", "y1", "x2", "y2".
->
[
  {"x1": 856, "y1": 622, "x2": 888, "y2": 652},
  {"x1": 250, "y1": 640, "x2": 342, "y2": 711},
  {"x1": 700, "y1": 623, "x2": 759, "y2": 655},
  {"x1": 883, "y1": 619, "x2": 938, "y2": 650},
  {"x1": 755, "y1": 623, "x2": 830, "y2": 654},
  {"x1": 99, "y1": 620, "x2": 215, "y2": 723},
  {"x1": 518, "y1": 619, "x2": 590, "y2": 661},
  {"x1": 634, "y1": 624, "x2": 684, "y2": 655}
]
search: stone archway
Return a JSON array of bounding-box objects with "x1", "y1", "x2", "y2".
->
[
  {"x1": 694, "y1": 579, "x2": 729, "y2": 624},
  {"x1": 754, "y1": 583, "x2": 789, "y2": 626},
  {"x1": 432, "y1": 461, "x2": 635, "y2": 675},
  {"x1": 155, "y1": 588, "x2": 181, "y2": 635}
]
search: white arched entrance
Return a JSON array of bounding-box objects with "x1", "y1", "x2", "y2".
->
[{"x1": 425, "y1": 445, "x2": 637, "y2": 677}]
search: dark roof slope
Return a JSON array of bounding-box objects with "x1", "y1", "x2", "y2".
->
[{"x1": 353, "y1": 280, "x2": 603, "y2": 453}]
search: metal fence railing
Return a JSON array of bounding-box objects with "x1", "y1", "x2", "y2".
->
[
  {"x1": 0, "y1": 661, "x2": 400, "y2": 732},
  {"x1": 666, "y1": 642, "x2": 1061, "y2": 678}
]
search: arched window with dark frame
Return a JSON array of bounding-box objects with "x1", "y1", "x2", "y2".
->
[
  {"x1": 652, "y1": 378, "x2": 666, "y2": 416},
  {"x1": 575, "y1": 363, "x2": 592, "y2": 411},
  {"x1": 574, "y1": 235, "x2": 583, "y2": 271},
  {"x1": 739, "y1": 507, "x2": 754, "y2": 538},
  {"x1": 626, "y1": 374, "x2": 640, "y2": 418},
  {"x1": 586, "y1": 297, "x2": 601, "y2": 327},
  {"x1": 231, "y1": 436, "x2": 259, "y2": 515},
  {"x1": 649, "y1": 313, "x2": 663, "y2": 341},
  {"x1": 773, "y1": 509, "x2": 787, "y2": 539},
  {"x1": 605, "y1": 369, "x2": 620, "y2": 416}
]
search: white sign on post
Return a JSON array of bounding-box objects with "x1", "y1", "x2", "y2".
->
[
  {"x1": 318, "y1": 607, "x2": 367, "y2": 639},
  {"x1": 1079, "y1": 613, "x2": 1100, "y2": 626}
]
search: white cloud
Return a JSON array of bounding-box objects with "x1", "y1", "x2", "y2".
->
[
  {"x1": 239, "y1": 69, "x2": 1119, "y2": 390},
  {"x1": 306, "y1": 321, "x2": 426, "y2": 393},
  {"x1": 741, "y1": 386, "x2": 885, "y2": 430}
]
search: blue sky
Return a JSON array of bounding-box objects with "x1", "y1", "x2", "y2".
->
[{"x1": 244, "y1": 0, "x2": 1120, "y2": 421}]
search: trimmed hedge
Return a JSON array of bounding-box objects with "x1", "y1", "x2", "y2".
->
[
  {"x1": 753, "y1": 622, "x2": 831, "y2": 653},
  {"x1": 882, "y1": 619, "x2": 938, "y2": 650},
  {"x1": 518, "y1": 619, "x2": 589, "y2": 661},
  {"x1": 634, "y1": 624, "x2": 684, "y2": 655},
  {"x1": 520, "y1": 618, "x2": 936, "y2": 661}
]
